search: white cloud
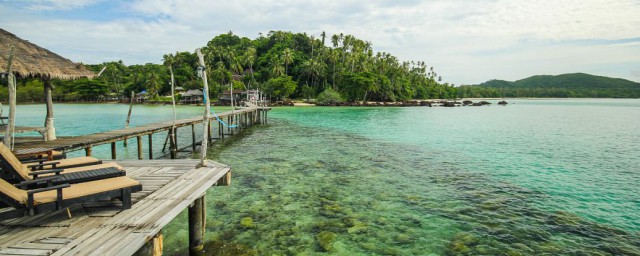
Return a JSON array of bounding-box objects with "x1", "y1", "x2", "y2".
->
[
  {"x1": 1, "y1": 0, "x2": 638, "y2": 84},
  {"x1": 25, "y1": 0, "x2": 103, "y2": 11}
]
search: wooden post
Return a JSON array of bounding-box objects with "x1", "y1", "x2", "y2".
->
[
  {"x1": 170, "y1": 128, "x2": 176, "y2": 159},
  {"x1": 208, "y1": 120, "x2": 212, "y2": 142},
  {"x1": 133, "y1": 231, "x2": 163, "y2": 256},
  {"x1": 124, "y1": 91, "x2": 134, "y2": 146},
  {"x1": 3, "y1": 46, "x2": 16, "y2": 149},
  {"x1": 137, "y1": 136, "x2": 142, "y2": 160},
  {"x1": 191, "y1": 124, "x2": 196, "y2": 152},
  {"x1": 126, "y1": 91, "x2": 134, "y2": 127},
  {"x1": 189, "y1": 195, "x2": 205, "y2": 255},
  {"x1": 111, "y1": 142, "x2": 117, "y2": 160},
  {"x1": 43, "y1": 79, "x2": 56, "y2": 141},
  {"x1": 219, "y1": 121, "x2": 223, "y2": 138},
  {"x1": 85, "y1": 147, "x2": 92, "y2": 157},
  {"x1": 196, "y1": 48, "x2": 211, "y2": 167},
  {"x1": 148, "y1": 134, "x2": 153, "y2": 159},
  {"x1": 216, "y1": 171, "x2": 231, "y2": 186}
]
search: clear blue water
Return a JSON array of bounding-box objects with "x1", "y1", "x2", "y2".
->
[
  {"x1": 163, "y1": 99, "x2": 640, "y2": 255},
  {"x1": 3, "y1": 103, "x2": 230, "y2": 159},
  {"x1": 5, "y1": 100, "x2": 640, "y2": 255}
]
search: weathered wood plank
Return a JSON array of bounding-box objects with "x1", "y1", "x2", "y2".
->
[{"x1": 0, "y1": 159, "x2": 230, "y2": 256}]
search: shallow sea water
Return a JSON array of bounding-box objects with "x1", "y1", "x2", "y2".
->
[{"x1": 160, "y1": 99, "x2": 640, "y2": 255}]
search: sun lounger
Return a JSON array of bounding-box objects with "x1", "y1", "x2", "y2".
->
[
  {"x1": 0, "y1": 143, "x2": 101, "y2": 171},
  {"x1": 0, "y1": 176, "x2": 142, "y2": 220},
  {"x1": 0, "y1": 143, "x2": 123, "y2": 186}
]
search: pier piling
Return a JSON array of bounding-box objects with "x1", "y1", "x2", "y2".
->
[{"x1": 189, "y1": 195, "x2": 205, "y2": 256}]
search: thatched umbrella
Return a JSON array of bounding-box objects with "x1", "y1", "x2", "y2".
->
[{"x1": 0, "y1": 28, "x2": 96, "y2": 145}]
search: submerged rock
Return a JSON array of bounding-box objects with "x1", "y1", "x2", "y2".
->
[
  {"x1": 347, "y1": 221, "x2": 368, "y2": 234},
  {"x1": 240, "y1": 217, "x2": 254, "y2": 229},
  {"x1": 202, "y1": 240, "x2": 258, "y2": 256},
  {"x1": 316, "y1": 231, "x2": 337, "y2": 252}
]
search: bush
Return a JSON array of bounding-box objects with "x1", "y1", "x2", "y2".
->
[{"x1": 317, "y1": 88, "x2": 343, "y2": 105}]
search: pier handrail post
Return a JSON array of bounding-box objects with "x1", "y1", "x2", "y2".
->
[
  {"x1": 3, "y1": 46, "x2": 16, "y2": 149},
  {"x1": 43, "y1": 78, "x2": 56, "y2": 141},
  {"x1": 124, "y1": 91, "x2": 134, "y2": 147},
  {"x1": 196, "y1": 48, "x2": 210, "y2": 167},
  {"x1": 169, "y1": 66, "x2": 177, "y2": 154},
  {"x1": 126, "y1": 91, "x2": 134, "y2": 128}
]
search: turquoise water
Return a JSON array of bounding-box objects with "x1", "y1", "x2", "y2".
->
[
  {"x1": 159, "y1": 99, "x2": 640, "y2": 255},
  {"x1": 3, "y1": 103, "x2": 230, "y2": 159},
  {"x1": 5, "y1": 101, "x2": 640, "y2": 255}
]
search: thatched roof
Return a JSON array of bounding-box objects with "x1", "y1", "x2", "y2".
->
[
  {"x1": 183, "y1": 89, "x2": 204, "y2": 97},
  {"x1": 0, "y1": 28, "x2": 95, "y2": 80}
]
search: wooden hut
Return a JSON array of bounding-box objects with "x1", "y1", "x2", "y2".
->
[
  {"x1": 180, "y1": 89, "x2": 204, "y2": 104},
  {"x1": 218, "y1": 89, "x2": 244, "y2": 105},
  {"x1": 0, "y1": 28, "x2": 96, "y2": 144}
]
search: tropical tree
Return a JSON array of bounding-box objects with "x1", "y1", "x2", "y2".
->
[
  {"x1": 282, "y1": 48, "x2": 293, "y2": 75},
  {"x1": 265, "y1": 75, "x2": 296, "y2": 100}
]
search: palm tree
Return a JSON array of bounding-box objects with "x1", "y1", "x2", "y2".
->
[
  {"x1": 229, "y1": 51, "x2": 243, "y2": 75},
  {"x1": 328, "y1": 49, "x2": 339, "y2": 89},
  {"x1": 145, "y1": 67, "x2": 161, "y2": 97},
  {"x1": 282, "y1": 48, "x2": 293, "y2": 75},
  {"x1": 331, "y1": 34, "x2": 339, "y2": 48},
  {"x1": 271, "y1": 56, "x2": 285, "y2": 78},
  {"x1": 244, "y1": 47, "x2": 257, "y2": 89},
  {"x1": 301, "y1": 58, "x2": 326, "y2": 88}
]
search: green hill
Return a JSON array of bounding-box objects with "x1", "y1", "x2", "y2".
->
[
  {"x1": 479, "y1": 73, "x2": 640, "y2": 89},
  {"x1": 458, "y1": 73, "x2": 640, "y2": 98}
]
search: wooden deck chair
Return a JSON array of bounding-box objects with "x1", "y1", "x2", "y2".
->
[
  {"x1": 1, "y1": 159, "x2": 126, "y2": 188},
  {"x1": 0, "y1": 144, "x2": 122, "y2": 185},
  {"x1": 0, "y1": 176, "x2": 142, "y2": 220},
  {"x1": 0, "y1": 143, "x2": 100, "y2": 171}
]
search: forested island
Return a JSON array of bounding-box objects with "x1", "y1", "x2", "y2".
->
[
  {"x1": 2, "y1": 31, "x2": 639, "y2": 103},
  {"x1": 0, "y1": 31, "x2": 455, "y2": 103},
  {"x1": 458, "y1": 73, "x2": 640, "y2": 98}
]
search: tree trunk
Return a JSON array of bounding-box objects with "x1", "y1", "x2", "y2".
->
[
  {"x1": 44, "y1": 78, "x2": 56, "y2": 141},
  {"x1": 3, "y1": 47, "x2": 16, "y2": 149},
  {"x1": 196, "y1": 49, "x2": 210, "y2": 167}
]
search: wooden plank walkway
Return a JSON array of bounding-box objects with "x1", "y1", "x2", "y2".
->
[
  {"x1": 11, "y1": 104, "x2": 269, "y2": 154},
  {"x1": 0, "y1": 159, "x2": 231, "y2": 256}
]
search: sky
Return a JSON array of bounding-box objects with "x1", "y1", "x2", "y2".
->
[{"x1": 1, "y1": 0, "x2": 639, "y2": 85}]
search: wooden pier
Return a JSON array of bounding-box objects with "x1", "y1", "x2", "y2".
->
[
  {"x1": 0, "y1": 103, "x2": 270, "y2": 255},
  {"x1": 11, "y1": 104, "x2": 270, "y2": 160},
  {"x1": 0, "y1": 159, "x2": 231, "y2": 256}
]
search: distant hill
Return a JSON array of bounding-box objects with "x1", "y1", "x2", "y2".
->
[
  {"x1": 458, "y1": 73, "x2": 640, "y2": 98},
  {"x1": 478, "y1": 73, "x2": 640, "y2": 89}
]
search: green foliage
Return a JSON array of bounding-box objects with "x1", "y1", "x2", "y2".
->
[
  {"x1": 74, "y1": 78, "x2": 109, "y2": 99},
  {"x1": 340, "y1": 71, "x2": 376, "y2": 101},
  {"x1": 461, "y1": 73, "x2": 640, "y2": 98},
  {"x1": 265, "y1": 76, "x2": 296, "y2": 100},
  {"x1": 16, "y1": 79, "x2": 44, "y2": 102},
  {"x1": 301, "y1": 85, "x2": 315, "y2": 101},
  {"x1": 6, "y1": 30, "x2": 457, "y2": 103},
  {"x1": 317, "y1": 88, "x2": 343, "y2": 104},
  {"x1": 231, "y1": 80, "x2": 245, "y2": 91}
]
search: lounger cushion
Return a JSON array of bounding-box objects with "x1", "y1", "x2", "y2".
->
[{"x1": 1, "y1": 177, "x2": 140, "y2": 205}]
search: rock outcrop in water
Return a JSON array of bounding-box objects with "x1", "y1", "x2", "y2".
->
[{"x1": 312, "y1": 99, "x2": 502, "y2": 107}]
